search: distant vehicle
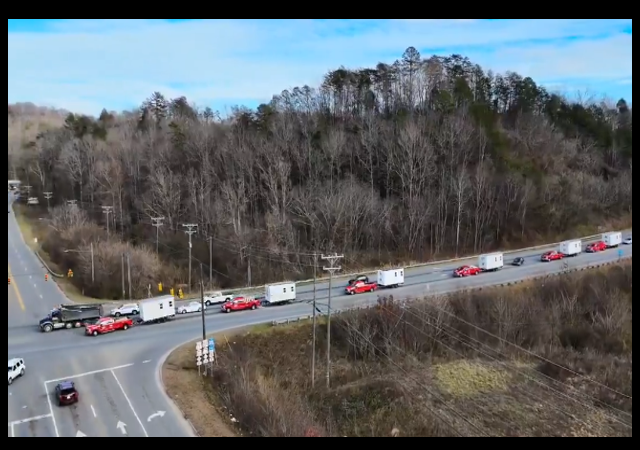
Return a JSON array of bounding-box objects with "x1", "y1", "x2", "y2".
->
[
  {"x1": 39, "y1": 304, "x2": 102, "y2": 332},
  {"x1": 8, "y1": 358, "x2": 25, "y2": 385},
  {"x1": 177, "y1": 301, "x2": 205, "y2": 314},
  {"x1": 139, "y1": 295, "x2": 175, "y2": 323},
  {"x1": 512, "y1": 257, "x2": 525, "y2": 266},
  {"x1": 541, "y1": 250, "x2": 564, "y2": 262},
  {"x1": 203, "y1": 291, "x2": 233, "y2": 306},
  {"x1": 55, "y1": 381, "x2": 79, "y2": 406},
  {"x1": 222, "y1": 296, "x2": 261, "y2": 313},
  {"x1": 586, "y1": 241, "x2": 607, "y2": 253},
  {"x1": 348, "y1": 274, "x2": 369, "y2": 285},
  {"x1": 602, "y1": 232, "x2": 622, "y2": 248},
  {"x1": 453, "y1": 265, "x2": 482, "y2": 277},
  {"x1": 478, "y1": 253, "x2": 504, "y2": 271},
  {"x1": 377, "y1": 269, "x2": 404, "y2": 288},
  {"x1": 559, "y1": 239, "x2": 582, "y2": 257},
  {"x1": 345, "y1": 280, "x2": 377, "y2": 295},
  {"x1": 85, "y1": 317, "x2": 133, "y2": 336},
  {"x1": 264, "y1": 282, "x2": 296, "y2": 305},
  {"x1": 110, "y1": 303, "x2": 139, "y2": 317},
  {"x1": 623, "y1": 236, "x2": 632, "y2": 245}
]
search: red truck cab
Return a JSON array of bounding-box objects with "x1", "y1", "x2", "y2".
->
[
  {"x1": 85, "y1": 317, "x2": 132, "y2": 336},
  {"x1": 453, "y1": 265, "x2": 482, "y2": 277},
  {"x1": 586, "y1": 241, "x2": 607, "y2": 253},
  {"x1": 345, "y1": 280, "x2": 377, "y2": 295},
  {"x1": 222, "y1": 296, "x2": 261, "y2": 313},
  {"x1": 541, "y1": 250, "x2": 564, "y2": 262}
]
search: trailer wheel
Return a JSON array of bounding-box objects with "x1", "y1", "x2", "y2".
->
[
  {"x1": 65, "y1": 322, "x2": 72, "y2": 329},
  {"x1": 74, "y1": 322, "x2": 82, "y2": 328}
]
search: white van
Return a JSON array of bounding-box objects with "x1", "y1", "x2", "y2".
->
[{"x1": 8, "y1": 358, "x2": 25, "y2": 385}]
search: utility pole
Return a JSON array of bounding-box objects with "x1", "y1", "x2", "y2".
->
[
  {"x1": 127, "y1": 253, "x2": 132, "y2": 300},
  {"x1": 311, "y1": 253, "x2": 318, "y2": 388},
  {"x1": 102, "y1": 206, "x2": 113, "y2": 235},
  {"x1": 151, "y1": 217, "x2": 164, "y2": 253},
  {"x1": 200, "y1": 264, "x2": 206, "y2": 341},
  {"x1": 321, "y1": 253, "x2": 343, "y2": 388},
  {"x1": 121, "y1": 253, "x2": 126, "y2": 299},
  {"x1": 90, "y1": 243, "x2": 95, "y2": 283},
  {"x1": 241, "y1": 247, "x2": 252, "y2": 286},
  {"x1": 43, "y1": 191, "x2": 52, "y2": 210},
  {"x1": 182, "y1": 224, "x2": 198, "y2": 292},
  {"x1": 207, "y1": 237, "x2": 213, "y2": 289}
]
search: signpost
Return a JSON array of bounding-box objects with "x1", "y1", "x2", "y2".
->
[{"x1": 196, "y1": 338, "x2": 216, "y2": 376}]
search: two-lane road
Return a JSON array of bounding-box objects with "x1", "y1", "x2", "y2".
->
[{"x1": 8, "y1": 191, "x2": 632, "y2": 437}]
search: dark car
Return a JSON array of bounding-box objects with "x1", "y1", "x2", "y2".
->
[
  {"x1": 348, "y1": 275, "x2": 369, "y2": 285},
  {"x1": 512, "y1": 257, "x2": 525, "y2": 266},
  {"x1": 55, "y1": 381, "x2": 79, "y2": 406}
]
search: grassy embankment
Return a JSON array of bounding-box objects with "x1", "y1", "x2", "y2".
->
[
  {"x1": 14, "y1": 203, "x2": 632, "y2": 305},
  {"x1": 163, "y1": 262, "x2": 632, "y2": 437}
]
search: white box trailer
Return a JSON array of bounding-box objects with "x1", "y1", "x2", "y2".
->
[
  {"x1": 139, "y1": 295, "x2": 176, "y2": 323},
  {"x1": 264, "y1": 282, "x2": 296, "y2": 305},
  {"x1": 478, "y1": 253, "x2": 504, "y2": 271},
  {"x1": 377, "y1": 269, "x2": 404, "y2": 288},
  {"x1": 602, "y1": 232, "x2": 622, "y2": 248},
  {"x1": 560, "y1": 239, "x2": 582, "y2": 256}
]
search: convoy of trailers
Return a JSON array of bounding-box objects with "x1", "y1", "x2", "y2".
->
[{"x1": 33, "y1": 230, "x2": 628, "y2": 334}]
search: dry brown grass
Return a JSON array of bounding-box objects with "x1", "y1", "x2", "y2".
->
[{"x1": 164, "y1": 262, "x2": 632, "y2": 437}]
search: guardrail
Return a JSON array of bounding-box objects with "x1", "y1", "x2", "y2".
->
[{"x1": 270, "y1": 256, "x2": 632, "y2": 327}]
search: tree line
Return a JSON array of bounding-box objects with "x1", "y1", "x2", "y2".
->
[{"x1": 8, "y1": 47, "x2": 633, "y2": 297}]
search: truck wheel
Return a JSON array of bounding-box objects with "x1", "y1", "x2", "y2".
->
[
  {"x1": 225, "y1": 309, "x2": 231, "y2": 313},
  {"x1": 350, "y1": 291, "x2": 355, "y2": 295},
  {"x1": 251, "y1": 305, "x2": 256, "y2": 310},
  {"x1": 114, "y1": 312, "x2": 121, "y2": 317},
  {"x1": 65, "y1": 323, "x2": 72, "y2": 329},
  {"x1": 205, "y1": 301, "x2": 211, "y2": 306},
  {"x1": 123, "y1": 324, "x2": 128, "y2": 330},
  {"x1": 8, "y1": 377, "x2": 12, "y2": 385},
  {"x1": 93, "y1": 331, "x2": 98, "y2": 336},
  {"x1": 20, "y1": 369, "x2": 24, "y2": 377},
  {"x1": 132, "y1": 310, "x2": 138, "y2": 315},
  {"x1": 74, "y1": 322, "x2": 82, "y2": 328},
  {"x1": 43, "y1": 324, "x2": 53, "y2": 332}
]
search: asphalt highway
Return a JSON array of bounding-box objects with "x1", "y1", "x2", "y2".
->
[{"x1": 7, "y1": 191, "x2": 632, "y2": 437}]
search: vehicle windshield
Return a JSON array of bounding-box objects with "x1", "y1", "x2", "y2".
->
[{"x1": 60, "y1": 388, "x2": 75, "y2": 395}]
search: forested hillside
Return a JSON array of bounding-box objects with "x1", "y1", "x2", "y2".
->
[{"x1": 8, "y1": 47, "x2": 633, "y2": 297}]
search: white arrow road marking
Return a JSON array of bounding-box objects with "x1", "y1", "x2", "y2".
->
[
  {"x1": 116, "y1": 421, "x2": 127, "y2": 434},
  {"x1": 76, "y1": 431, "x2": 86, "y2": 437},
  {"x1": 142, "y1": 360, "x2": 151, "y2": 364},
  {"x1": 147, "y1": 411, "x2": 165, "y2": 422}
]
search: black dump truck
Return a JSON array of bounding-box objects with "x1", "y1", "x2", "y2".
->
[{"x1": 39, "y1": 304, "x2": 103, "y2": 332}]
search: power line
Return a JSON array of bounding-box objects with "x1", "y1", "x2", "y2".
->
[
  {"x1": 182, "y1": 224, "x2": 198, "y2": 292},
  {"x1": 321, "y1": 253, "x2": 343, "y2": 388}
]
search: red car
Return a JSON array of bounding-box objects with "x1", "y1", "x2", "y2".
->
[
  {"x1": 55, "y1": 381, "x2": 79, "y2": 406},
  {"x1": 221, "y1": 296, "x2": 261, "y2": 313},
  {"x1": 345, "y1": 280, "x2": 377, "y2": 295},
  {"x1": 85, "y1": 317, "x2": 133, "y2": 336},
  {"x1": 586, "y1": 241, "x2": 607, "y2": 253},
  {"x1": 541, "y1": 250, "x2": 564, "y2": 262},
  {"x1": 453, "y1": 265, "x2": 482, "y2": 277}
]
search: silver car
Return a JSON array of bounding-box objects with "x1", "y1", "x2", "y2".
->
[{"x1": 177, "y1": 301, "x2": 205, "y2": 314}]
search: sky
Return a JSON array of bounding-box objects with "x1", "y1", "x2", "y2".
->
[{"x1": 7, "y1": 19, "x2": 633, "y2": 116}]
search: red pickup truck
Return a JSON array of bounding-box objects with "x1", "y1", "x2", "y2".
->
[
  {"x1": 85, "y1": 317, "x2": 133, "y2": 336},
  {"x1": 221, "y1": 297, "x2": 261, "y2": 313},
  {"x1": 345, "y1": 280, "x2": 378, "y2": 295}
]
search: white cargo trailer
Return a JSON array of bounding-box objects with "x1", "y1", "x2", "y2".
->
[
  {"x1": 139, "y1": 295, "x2": 176, "y2": 323},
  {"x1": 560, "y1": 239, "x2": 582, "y2": 256},
  {"x1": 377, "y1": 269, "x2": 404, "y2": 288},
  {"x1": 478, "y1": 253, "x2": 504, "y2": 271},
  {"x1": 264, "y1": 282, "x2": 296, "y2": 305},
  {"x1": 602, "y1": 232, "x2": 622, "y2": 248}
]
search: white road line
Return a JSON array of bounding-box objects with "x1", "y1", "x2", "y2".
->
[
  {"x1": 90, "y1": 405, "x2": 97, "y2": 418},
  {"x1": 44, "y1": 363, "x2": 135, "y2": 384},
  {"x1": 43, "y1": 382, "x2": 60, "y2": 437},
  {"x1": 142, "y1": 360, "x2": 151, "y2": 364},
  {"x1": 8, "y1": 413, "x2": 53, "y2": 426},
  {"x1": 110, "y1": 370, "x2": 148, "y2": 437}
]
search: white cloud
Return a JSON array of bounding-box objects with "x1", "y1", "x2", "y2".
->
[{"x1": 7, "y1": 19, "x2": 632, "y2": 115}]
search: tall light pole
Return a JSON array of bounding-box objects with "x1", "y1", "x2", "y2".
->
[
  {"x1": 182, "y1": 224, "x2": 198, "y2": 292},
  {"x1": 102, "y1": 206, "x2": 113, "y2": 235},
  {"x1": 321, "y1": 253, "x2": 343, "y2": 388},
  {"x1": 311, "y1": 253, "x2": 318, "y2": 388},
  {"x1": 151, "y1": 217, "x2": 164, "y2": 253}
]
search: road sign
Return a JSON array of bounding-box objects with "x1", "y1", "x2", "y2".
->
[
  {"x1": 196, "y1": 341, "x2": 202, "y2": 349},
  {"x1": 202, "y1": 355, "x2": 209, "y2": 364},
  {"x1": 208, "y1": 338, "x2": 215, "y2": 352},
  {"x1": 196, "y1": 349, "x2": 203, "y2": 357},
  {"x1": 201, "y1": 340, "x2": 208, "y2": 349},
  {"x1": 196, "y1": 357, "x2": 202, "y2": 366},
  {"x1": 618, "y1": 249, "x2": 623, "y2": 258}
]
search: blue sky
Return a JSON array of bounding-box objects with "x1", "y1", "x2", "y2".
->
[{"x1": 7, "y1": 19, "x2": 632, "y2": 116}]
